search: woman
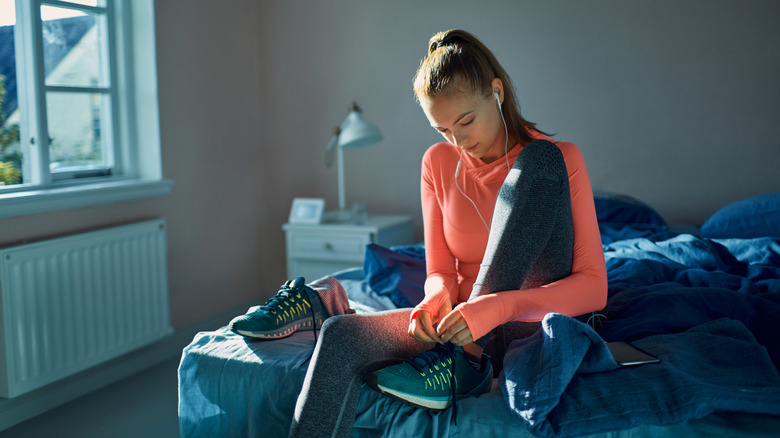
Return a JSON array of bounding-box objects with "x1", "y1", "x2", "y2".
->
[{"x1": 230, "y1": 29, "x2": 607, "y2": 437}]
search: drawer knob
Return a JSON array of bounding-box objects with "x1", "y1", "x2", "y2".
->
[{"x1": 323, "y1": 242, "x2": 334, "y2": 251}]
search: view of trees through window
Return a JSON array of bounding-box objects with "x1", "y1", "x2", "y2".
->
[
  {"x1": 0, "y1": 0, "x2": 20, "y2": 185},
  {"x1": 1, "y1": 0, "x2": 112, "y2": 187},
  {"x1": 0, "y1": 74, "x2": 20, "y2": 186}
]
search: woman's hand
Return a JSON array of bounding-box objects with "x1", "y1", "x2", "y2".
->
[
  {"x1": 436, "y1": 306, "x2": 474, "y2": 346},
  {"x1": 408, "y1": 296, "x2": 453, "y2": 344}
]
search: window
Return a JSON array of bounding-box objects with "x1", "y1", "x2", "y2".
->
[{"x1": 0, "y1": 0, "x2": 170, "y2": 218}]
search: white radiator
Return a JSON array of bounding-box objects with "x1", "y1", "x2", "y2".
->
[{"x1": 0, "y1": 219, "x2": 172, "y2": 398}]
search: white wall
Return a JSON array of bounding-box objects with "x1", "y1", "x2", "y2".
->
[
  {"x1": 1, "y1": 0, "x2": 778, "y2": 330},
  {"x1": 258, "y1": 0, "x2": 780, "y2": 228}
]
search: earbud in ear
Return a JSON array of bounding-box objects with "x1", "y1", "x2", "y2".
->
[{"x1": 493, "y1": 91, "x2": 501, "y2": 106}]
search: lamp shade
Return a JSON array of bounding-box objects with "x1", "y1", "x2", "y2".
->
[{"x1": 337, "y1": 104, "x2": 382, "y2": 149}]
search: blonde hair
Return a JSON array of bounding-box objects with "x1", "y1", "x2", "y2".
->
[{"x1": 413, "y1": 29, "x2": 546, "y2": 144}]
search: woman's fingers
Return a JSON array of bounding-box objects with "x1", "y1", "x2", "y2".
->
[
  {"x1": 437, "y1": 309, "x2": 473, "y2": 345},
  {"x1": 409, "y1": 310, "x2": 443, "y2": 344},
  {"x1": 447, "y1": 328, "x2": 474, "y2": 346},
  {"x1": 436, "y1": 310, "x2": 459, "y2": 336}
]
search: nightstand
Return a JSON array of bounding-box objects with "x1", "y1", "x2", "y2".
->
[{"x1": 282, "y1": 214, "x2": 414, "y2": 281}]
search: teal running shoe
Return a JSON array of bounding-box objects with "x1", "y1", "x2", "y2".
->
[
  {"x1": 368, "y1": 343, "x2": 492, "y2": 411},
  {"x1": 229, "y1": 277, "x2": 328, "y2": 339}
]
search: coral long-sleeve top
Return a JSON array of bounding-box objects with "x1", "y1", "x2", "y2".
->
[{"x1": 416, "y1": 134, "x2": 608, "y2": 341}]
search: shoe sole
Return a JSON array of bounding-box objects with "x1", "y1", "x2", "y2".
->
[
  {"x1": 374, "y1": 384, "x2": 453, "y2": 410},
  {"x1": 371, "y1": 372, "x2": 492, "y2": 411},
  {"x1": 234, "y1": 318, "x2": 325, "y2": 339}
]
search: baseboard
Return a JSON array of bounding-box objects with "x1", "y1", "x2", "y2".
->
[{"x1": 0, "y1": 301, "x2": 249, "y2": 432}]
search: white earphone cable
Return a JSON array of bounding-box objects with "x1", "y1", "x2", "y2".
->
[
  {"x1": 455, "y1": 153, "x2": 490, "y2": 233},
  {"x1": 499, "y1": 95, "x2": 510, "y2": 174}
]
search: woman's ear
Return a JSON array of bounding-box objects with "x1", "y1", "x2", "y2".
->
[{"x1": 490, "y1": 77, "x2": 504, "y2": 104}]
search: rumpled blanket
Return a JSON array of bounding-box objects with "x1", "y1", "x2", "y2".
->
[
  {"x1": 501, "y1": 313, "x2": 780, "y2": 437},
  {"x1": 600, "y1": 233, "x2": 780, "y2": 368},
  {"x1": 603, "y1": 234, "x2": 780, "y2": 295}
]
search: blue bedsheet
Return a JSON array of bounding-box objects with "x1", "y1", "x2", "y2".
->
[{"x1": 178, "y1": 328, "x2": 315, "y2": 437}]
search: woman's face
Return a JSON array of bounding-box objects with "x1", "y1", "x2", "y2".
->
[{"x1": 419, "y1": 82, "x2": 506, "y2": 164}]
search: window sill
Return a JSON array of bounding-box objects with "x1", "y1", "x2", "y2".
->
[{"x1": 0, "y1": 179, "x2": 174, "y2": 219}]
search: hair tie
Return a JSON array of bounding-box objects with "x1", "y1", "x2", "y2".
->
[{"x1": 436, "y1": 40, "x2": 446, "y2": 49}]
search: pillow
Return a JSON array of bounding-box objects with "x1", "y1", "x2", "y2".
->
[
  {"x1": 363, "y1": 243, "x2": 426, "y2": 308},
  {"x1": 700, "y1": 192, "x2": 780, "y2": 239},
  {"x1": 593, "y1": 191, "x2": 667, "y2": 231}
]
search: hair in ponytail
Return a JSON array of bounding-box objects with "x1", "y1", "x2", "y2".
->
[{"x1": 413, "y1": 29, "x2": 547, "y2": 144}]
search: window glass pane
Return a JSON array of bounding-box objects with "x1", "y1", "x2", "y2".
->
[
  {"x1": 47, "y1": 91, "x2": 112, "y2": 174},
  {"x1": 54, "y1": 1, "x2": 103, "y2": 7},
  {"x1": 41, "y1": 5, "x2": 109, "y2": 88},
  {"x1": 0, "y1": 0, "x2": 23, "y2": 187}
]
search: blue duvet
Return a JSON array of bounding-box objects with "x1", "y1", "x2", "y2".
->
[
  {"x1": 500, "y1": 230, "x2": 780, "y2": 436},
  {"x1": 502, "y1": 314, "x2": 780, "y2": 437}
]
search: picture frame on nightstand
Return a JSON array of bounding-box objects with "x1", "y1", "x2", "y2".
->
[{"x1": 288, "y1": 198, "x2": 326, "y2": 225}]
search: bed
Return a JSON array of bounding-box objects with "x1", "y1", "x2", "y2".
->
[{"x1": 178, "y1": 192, "x2": 780, "y2": 437}]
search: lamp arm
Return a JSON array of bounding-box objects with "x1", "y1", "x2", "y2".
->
[{"x1": 337, "y1": 143, "x2": 346, "y2": 211}]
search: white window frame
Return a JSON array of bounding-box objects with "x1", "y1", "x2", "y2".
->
[{"x1": 0, "y1": 0, "x2": 171, "y2": 219}]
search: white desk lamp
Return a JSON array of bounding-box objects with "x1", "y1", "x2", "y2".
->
[{"x1": 325, "y1": 102, "x2": 382, "y2": 222}]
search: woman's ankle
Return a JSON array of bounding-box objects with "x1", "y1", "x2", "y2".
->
[
  {"x1": 462, "y1": 342, "x2": 486, "y2": 370},
  {"x1": 463, "y1": 342, "x2": 484, "y2": 358},
  {"x1": 307, "y1": 276, "x2": 354, "y2": 316}
]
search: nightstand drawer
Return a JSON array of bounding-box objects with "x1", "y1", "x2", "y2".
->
[
  {"x1": 283, "y1": 214, "x2": 414, "y2": 280},
  {"x1": 287, "y1": 232, "x2": 369, "y2": 262}
]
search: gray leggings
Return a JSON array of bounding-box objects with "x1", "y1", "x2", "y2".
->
[{"x1": 289, "y1": 140, "x2": 574, "y2": 438}]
